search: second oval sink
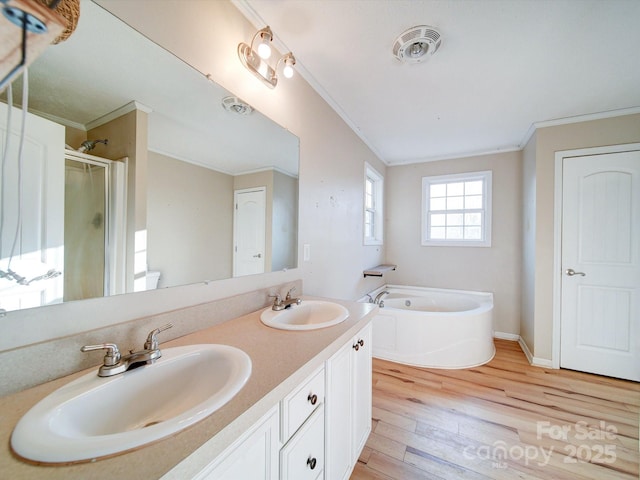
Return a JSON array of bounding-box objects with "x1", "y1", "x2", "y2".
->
[
  {"x1": 11, "y1": 344, "x2": 251, "y2": 463},
  {"x1": 260, "y1": 300, "x2": 349, "y2": 330}
]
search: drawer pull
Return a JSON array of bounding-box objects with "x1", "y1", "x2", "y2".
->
[
  {"x1": 307, "y1": 457, "x2": 317, "y2": 470},
  {"x1": 307, "y1": 393, "x2": 318, "y2": 405}
]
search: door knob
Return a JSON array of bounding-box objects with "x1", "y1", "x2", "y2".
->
[
  {"x1": 565, "y1": 268, "x2": 586, "y2": 277},
  {"x1": 253, "y1": 253, "x2": 262, "y2": 258}
]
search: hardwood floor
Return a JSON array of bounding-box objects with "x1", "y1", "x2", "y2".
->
[{"x1": 352, "y1": 339, "x2": 640, "y2": 480}]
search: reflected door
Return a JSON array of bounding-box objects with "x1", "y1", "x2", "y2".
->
[
  {"x1": 233, "y1": 187, "x2": 266, "y2": 277},
  {"x1": 0, "y1": 103, "x2": 64, "y2": 311},
  {"x1": 560, "y1": 149, "x2": 640, "y2": 381}
]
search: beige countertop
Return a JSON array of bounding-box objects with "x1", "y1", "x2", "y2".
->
[{"x1": 0, "y1": 297, "x2": 376, "y2": 479}]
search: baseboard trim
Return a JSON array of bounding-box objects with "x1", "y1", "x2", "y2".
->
[
  {"x1": 494, "y1": 331, "x2": 520, "y2": 341},
  {"x1": 493, "y1": 333, "x2": 555, "y2": 368},
  {"x1": 517, "y1": 336, "x2": 534, "y2": 364},
  {"x1": 517, "y1": 336, "x2": 554, "y2": 368}
]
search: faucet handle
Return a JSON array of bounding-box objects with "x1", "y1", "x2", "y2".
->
[
  {"x1": 285, "y1": 287, "x2": 297, "y2": 300},
  {"x1": 144, "y1": 323, "x2": 173, "y2": 350},
  {"x1": 81, "y1": 343, "x2": 121, "y2": 366},
  {"x1": 269, "y1": 293, "x2": 283, "y2": 305}
]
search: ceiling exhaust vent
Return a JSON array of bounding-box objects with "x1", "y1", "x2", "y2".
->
[
  {"x1": 392, "y1": 25, "x2": 442, "y2": 64},
  {"x1": 221, "y1": 96, "x2": 253, "y2": 115}
]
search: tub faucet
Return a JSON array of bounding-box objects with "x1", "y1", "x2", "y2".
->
[
  {"x1": 374, "y1": 290, "x2": 389, "y2": 306},
  {"x1": 81, "y1": 323, "x2": 173, "y2": 377}
]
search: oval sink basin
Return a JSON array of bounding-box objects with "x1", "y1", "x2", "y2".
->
[
  {"x1": 260, "y1": 300, "x2": 349, "y2": 330},
  {"x1": 11, "y1": 344, "x2": 251, "y2": 463}
]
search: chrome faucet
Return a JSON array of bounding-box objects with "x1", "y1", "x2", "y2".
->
[
  {"x1": 270, "y1": 287, "x2": 302, "y2": 311},
  {"x1": 81, "y1": 323, "x2": 173, "y2": 377},
  {"x1": 373, "y1": 290, "x2": 389, "y2": 307}
]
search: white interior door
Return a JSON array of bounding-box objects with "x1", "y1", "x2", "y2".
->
[
  {"x1": 560, "y1": 149, "x2": 640, "y2": 381},
  {"x1": 233, "y1": 187, "x2": 266, "y2": 277},
  {"x1": 0, "y1": 102, "x2": 64, "y2": 311}
]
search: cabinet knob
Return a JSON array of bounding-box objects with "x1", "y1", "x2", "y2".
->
[
  {"x1": 307, "y1": 393, "x2": 318, "y2": 405},
  {"x1": 358, "y1": 339, "x2": 364, "y2": 347},
  {"x1": 352, "y1": 342, "x2": 359, "y2": 351},
  {"x1": 307, "y1": 457, "x2": 317, "y2": 470}
]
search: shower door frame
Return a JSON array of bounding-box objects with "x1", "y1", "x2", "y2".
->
[{"x1": 64, "y1": 150, "x2": 127, "y2": 298}]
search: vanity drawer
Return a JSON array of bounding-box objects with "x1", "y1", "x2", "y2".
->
[
  {"x1": 280, "y1": 405, "x2": 324, "y2": 480},
  {"x1": 280, "y1": 366, "x2": 324, "y2": 442}
]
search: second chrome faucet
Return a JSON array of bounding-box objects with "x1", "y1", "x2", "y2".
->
[
  {"x1": 81, "y1": 323, "x2": 173, "y2": 377},
  {"x1": 270, "y1": 287, "x2": 302, "y2": 311}
]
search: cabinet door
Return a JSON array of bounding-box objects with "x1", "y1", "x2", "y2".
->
[
  {"x1": 280, "y1": 406, "x2": 325, "y2": 480},
  {"x1": 325, "y1": 341, "x2": 353, "y2": 480},
  {"x1": 196, "y1": 407, "x2": 279, "y2": 480},
  {"x1": 352, "y1": 323, "x2": 372, "y2": 456}
]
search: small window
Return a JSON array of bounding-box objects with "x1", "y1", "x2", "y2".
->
[
  {"x1": 364, "y1": 163, "x2": 384, "y2": 245},
  {"x1": 422, "y1": 171, "x2": 492, "y2": 247}
]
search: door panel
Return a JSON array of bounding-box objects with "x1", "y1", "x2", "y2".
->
[
  {"x1": 0, "y1": 103, "x2": 64, "y2": 311},
  {"x1": 561, "y1": 150, "x2": 640, "y2": 381},
  {"x1": 233, "y1": 188, "x2": 266, "y2": 277}
]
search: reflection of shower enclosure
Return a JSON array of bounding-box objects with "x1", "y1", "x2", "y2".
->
[
  {"x1": 64, "y1": 157, "x2": 106, "y2": 301},
  {"x1": 63, "y1": 151, "x2": 127, "y2": 301}
]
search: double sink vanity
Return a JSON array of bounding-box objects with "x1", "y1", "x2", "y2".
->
[{"x1": 0, "y1": 296, "x2": 376, "y2": 479}]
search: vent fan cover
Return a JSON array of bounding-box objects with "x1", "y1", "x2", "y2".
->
[
  {"x1": 221, "y1": 96, "x2": 253, "y2": 115},
  {"x1": 392, "y1": 25, "x2": 442, "y2": 64}
]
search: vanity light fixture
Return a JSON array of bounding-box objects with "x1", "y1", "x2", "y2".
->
[{"x1": 238, "y1": 26, "x2": 296, "y2": 88}]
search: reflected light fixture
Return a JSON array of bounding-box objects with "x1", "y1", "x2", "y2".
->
[{"x1": 238, "y1": 26, "x2": 296, "y2": 88}]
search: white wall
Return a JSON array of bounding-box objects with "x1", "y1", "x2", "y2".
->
[
  {"x1": 520, "y1": 132, "x2": 536, "y2": 350},
  {"x1": 522, "y1": 113, "x2": 640, "y2": 361},
  {"x1": 1, "y1": 0, "x2": 386, "y2": 352},
  {"x1": 385, "y1": 151, "x2": 523, "y2": 335},
  {"x1": 96, "y1": 0, "x2": 387, "y2": 301},
  {"x1": 147, "y1": 151, "x2": 234, "y2": 286},
  {"x1": 272, "y1": 171, "x2": 298, "y2": 271}
]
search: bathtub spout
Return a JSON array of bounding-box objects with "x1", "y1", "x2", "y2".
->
[{"x1": 374, "y1": 290, "x2": 389, "y2": 306}]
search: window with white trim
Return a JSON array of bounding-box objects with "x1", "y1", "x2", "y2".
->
[
  {"x1": 422, "y1": 171, "x2": 492, "y2": 247},
  {"x1": 364, "y1": 163, "x2": 384, "y2": 245}
]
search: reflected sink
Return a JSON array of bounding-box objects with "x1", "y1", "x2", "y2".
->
[
  {"x1": 260, "y1": 300, "x2": 349, "y2": 330},
  {"x1": 11, "y1": 344, "x2": 251, "y2": 463}
]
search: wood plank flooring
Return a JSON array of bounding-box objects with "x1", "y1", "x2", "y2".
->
[{"x1": 352, "y1": 339, "x2": 640, "y2": 480}]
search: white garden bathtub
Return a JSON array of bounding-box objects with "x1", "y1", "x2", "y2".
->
[{"x1": 362, "y1": 285, "x2": 495, "y2": 369}]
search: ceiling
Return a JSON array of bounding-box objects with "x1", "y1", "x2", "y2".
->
[{"x1": 237, "y1": 0, "x2": 640, "y2": 165}]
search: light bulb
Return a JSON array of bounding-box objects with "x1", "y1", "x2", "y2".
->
[
  {"x1": 282, "y1": 54, "x2": 295, "y2": 79},
  {"x1": 257, "y1": 41, "x2": 271, "y2": 60}
]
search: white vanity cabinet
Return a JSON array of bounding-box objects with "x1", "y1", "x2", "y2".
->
[
  {"x1": 279, "y1": 366, "x2": 325, "y2": 479},
  {"x1": 195, "y1": 367, "x2": 325, "y2": 480},
  {"x1": 325, "y1": 322, "x2": 373, "y2": 480},
  {"x1": 187, "y1": 321, "x2": 373, "y2": 480},
  {"x1": 194, "y1": 406, "x2": 280, "y2": 480},
  {"x1": 280, "y1": 406, "x2": 324, "y2": 479}
]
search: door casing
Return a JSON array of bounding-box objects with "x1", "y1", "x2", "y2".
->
[{"x1": 552, "y1": 143, "x2": 640, "y2": 369}]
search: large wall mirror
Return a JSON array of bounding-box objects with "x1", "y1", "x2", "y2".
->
[{"x1": 0, "y1": 0, "x2": 299, "y2": 314}]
